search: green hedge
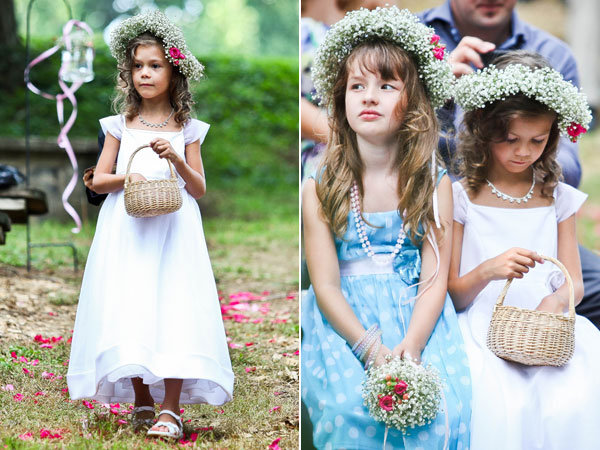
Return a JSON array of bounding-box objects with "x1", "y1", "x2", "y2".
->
[{"x1": 2, "y1": 44, "x2": 298, "y2": 190}]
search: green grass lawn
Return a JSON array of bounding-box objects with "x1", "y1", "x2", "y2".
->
[
  {"x1": 0, "y1": 188, "x2": 299, "y2": 449},
  {"x1": 577, "y1": 128, "x2": 600, "y2": 251}
]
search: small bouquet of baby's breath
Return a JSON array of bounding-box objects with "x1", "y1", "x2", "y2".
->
[{"x1": 362, "y1": 356, "x2": 442, "y2": 434}]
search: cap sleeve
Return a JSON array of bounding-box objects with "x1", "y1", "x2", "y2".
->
[
  {"x1": 184, "y1": 119, "x2": 210, "y2": 145},
  {"x1": 452, "y1": 181, "x2": 468, "y2": 225},
  {"x1": 554, "y1": 182, "x2": 587, "y2": 222},
  {"x1": 99, "y1": 115, "x2": 123, "y2": 141}
]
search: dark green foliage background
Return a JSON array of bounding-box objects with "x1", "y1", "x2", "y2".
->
[{"x1": 2, "y1": 43, "x2": 298, "y2": 218}]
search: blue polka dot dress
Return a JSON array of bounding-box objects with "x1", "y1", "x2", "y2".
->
[{"x1": 302, "y1": 184, "x2": 472, "y2": 449}]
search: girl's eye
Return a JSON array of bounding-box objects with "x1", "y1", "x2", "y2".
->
[
  {"x1": 350, "y1": 83, "x2": 364, "y2": 90},
  {"x1": 152, "y1": 64, "x2": 161, "y2": 69},
  {"x1": 134, "y1": 63, "x2": 142, "y2": 69},
  {"x1": 532, "y1": 139, "x2": 545, "y2": 145},
  {"x1": 506, "y1": 138, "x2": 518, "y2": 144},
  {"x1": 381, "y1": 84, "x2": 395, "y2": 90}
]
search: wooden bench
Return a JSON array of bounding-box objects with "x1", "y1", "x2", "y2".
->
[{"x1": 0, "y1": 187, "x2": 48, "y2": 245}]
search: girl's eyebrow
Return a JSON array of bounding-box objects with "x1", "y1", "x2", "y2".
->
[{"x1": 133, "y1": 58, "x2": 163, "y2": 64}]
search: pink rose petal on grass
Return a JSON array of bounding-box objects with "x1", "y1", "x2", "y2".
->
[
  {"x1": 2, "y1": 384, "x2": 15, "y2": 391},
  {"x1": 117, "y1": 419, "x2": 127, "y2": 425},
  {"x1": 269, "y1": 406, "x2": 281, "y2": 413},
  {"x1": 39, "y1": 428, "x2": 62, "y2": 439},
  {"x1": 245, "y1": 367, "x2": 256, "y2": 373},
  {"x1": 269, "y1": 437, "x2": 282, "y2": 450},
  {"x1": 18, "y1": 432, "x2": 33, "y2": 441},
  {"x1": 245, "y1": 342, "x2": 254, "y2": 347},
  {"x1": 13, "y1": 393, "x2": 24, "y2": 401}
]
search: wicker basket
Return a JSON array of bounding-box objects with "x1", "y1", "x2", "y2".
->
[
  {"x1": 124, "y1": 145, "x2": 182, "y2": 218},
  {"x1": 486, "y1": 255, "x2": 575, "y2": 367}
]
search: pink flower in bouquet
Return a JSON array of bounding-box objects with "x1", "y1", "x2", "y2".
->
[
  {"x1": 430, "y1": 34, "x2": 440, "y2": 45},
  {"x1": 379, "y1": 395, "x2": 394, "y2": 411},
  {"x1": 394, "y1": 380, "x2": 408, "y2": 395}
]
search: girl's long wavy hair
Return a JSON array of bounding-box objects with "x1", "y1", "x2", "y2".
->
[
  {"x1": 112, "y1": 33, "x2": 194, "y2": 126},
  {"x1": 315, "y1": 39, "x2": 441, "y2": 243},
  {"x1": 457, "y1": 50, "x2": 561, "y2": 198}
]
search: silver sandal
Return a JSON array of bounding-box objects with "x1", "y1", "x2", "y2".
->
[
  {"x1": 131, "y1": 405, "x2": 155, "y2": 431},
  {"x1": 146, "y1": 409, "x2": 183, "y2": 440}
]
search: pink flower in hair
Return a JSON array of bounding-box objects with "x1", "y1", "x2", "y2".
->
[
  {"x1": 433, "y1": 46, "x2": 445, "y2": 60},
  {"x1": 169, "y1": 47, "x2": 182, "y2": 59},
  {"x1": 567, "y1": 122, "x2": 586, "y2": 142}
]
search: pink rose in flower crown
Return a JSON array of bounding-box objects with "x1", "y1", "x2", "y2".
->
[
  {"x1": 379, "y1": 395, "x2": 394, "y2": 411},
  {"x1": 567, "y1": 122, "x2": 586, "y2": 142},
  {"x1": 394, "y1": 380, "x2": 408, "y2": 395},
  {"x1": 169, "y1": 47, "x2": 182, "y2": 59},
  {"x1": 432, "y1": 46, "x2": 445, "y2": 60}
]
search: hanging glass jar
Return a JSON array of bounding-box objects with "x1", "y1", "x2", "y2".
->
[{"x1": 61, "y1": 28, "x2": 94, "y2": 83}]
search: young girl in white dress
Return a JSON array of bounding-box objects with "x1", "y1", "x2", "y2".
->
[
  {"x1": 66, "y1": 11, "x2": 233, "y2": 440},
  {"x1": 302, "y1": 7, "x2": 471, "y2": 449},
  {"x1": 450, "y1": 50, "x2": 600, "y2": 450}
]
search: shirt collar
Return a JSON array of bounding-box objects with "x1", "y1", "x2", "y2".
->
[{"x1": 427, "y1": 1, "x2": 527, "y2": 49}]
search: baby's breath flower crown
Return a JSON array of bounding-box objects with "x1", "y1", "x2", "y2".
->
[
  {"x1": 109, "y1": 10, "x2": 203, "y2": 81},
  {"x1": 455, "y1": 64, "x2": 592, "y2": 142},
  {"x1": 311, "y1": 6, "x2": 454, "y2": 109}
]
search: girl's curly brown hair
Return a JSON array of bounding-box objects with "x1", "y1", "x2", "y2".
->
[
  {"x1": 112, "y1": 32, "x2": 194, "y2": 126},
  {"x1": 457, "y1": 50, "x2": 562, "y2": 199},
  {"x1": 315, "y1": 39, "x2": 442, "y2": 244}
]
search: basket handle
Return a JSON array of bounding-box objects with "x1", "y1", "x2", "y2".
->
[
  {"x1": 123, "y1": 144, "x2": 177, "y2": 188},
  {"x1": 495, "y1": 254, "x2": 575, "y2": 319}
]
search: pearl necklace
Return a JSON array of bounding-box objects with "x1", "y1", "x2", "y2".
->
[
  {"x1": 350, "y1": 181, "x2": 406, "y2": 265},
  {"x1": 138, "y1": 108, "x2": 174, "y2": 128},
  {"x1": 486, "y1": 173, "x2": 535, "y2": 204}
]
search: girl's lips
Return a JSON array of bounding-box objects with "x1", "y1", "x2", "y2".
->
[{"x1": 360, "y1": 110, "x2": 381, "y2": 120}]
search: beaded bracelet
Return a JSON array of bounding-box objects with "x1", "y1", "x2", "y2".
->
[
  {"x1": 352, "y1": 324, "x2": 378, "y2": 359},
  {"x1": 364, "y1": 337, "x2": 382, "y2": 370},
  {"x1": 358, "y1": 329, "x2": 382, "y2": 362},
  {"x1": 355, "y1": 329, "x2": 379, "y2": 361}
]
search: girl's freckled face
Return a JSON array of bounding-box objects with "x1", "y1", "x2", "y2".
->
[
  {"x1": 344, "y1": 61, "x2": 405, "y2": 146},
  {"x1": 131, "y1": 44, "x2": 172, "y2": 99}
]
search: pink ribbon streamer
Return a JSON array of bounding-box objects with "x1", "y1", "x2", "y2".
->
[{"x1": 24, "y1": 19, "x2": 94, "y2": 233}]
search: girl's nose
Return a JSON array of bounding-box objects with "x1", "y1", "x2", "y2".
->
[
  {"x1": 362, "y1": 85, "x2": 378, "y2": 105},
  {"x1": 515, "y1": 143, "x2": 529, "y2": 156}
]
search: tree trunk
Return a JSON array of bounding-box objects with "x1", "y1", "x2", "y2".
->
[{"x1": 0, "y1": 0, "x2": 19, "y2": 48}]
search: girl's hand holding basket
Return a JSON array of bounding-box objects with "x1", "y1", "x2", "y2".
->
[
  {"x1": 483, "y1": 247, "x2": 543, "y2": 280},
  {"x1": 150, "y1": 138, "x2": 183, "y2": 166}
]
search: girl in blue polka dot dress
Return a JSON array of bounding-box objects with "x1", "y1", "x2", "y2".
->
[{"x1": 301, "y1": 7, "x2": 471, "y2": 450}]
